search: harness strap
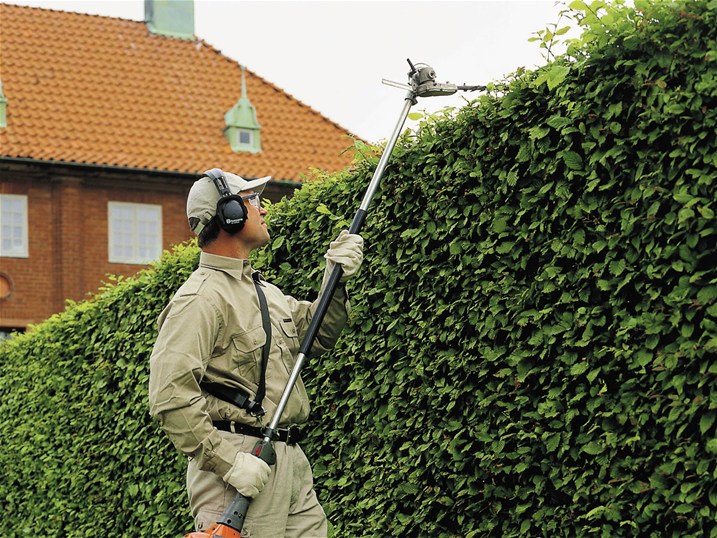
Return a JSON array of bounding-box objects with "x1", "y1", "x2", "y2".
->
[
  {"x1": 199, "y1": 271, "x2": 272, "y2": 418},
  {"x1": 252, "y1": 271, "x2": 272, "y2": 414},
  {"x1": 201, "y1": 382, "x2": 264, "y2": 417}
]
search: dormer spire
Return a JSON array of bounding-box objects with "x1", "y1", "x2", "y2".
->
[{"x1": 224, "y1": 66, "x2": 262, "y2": 154}]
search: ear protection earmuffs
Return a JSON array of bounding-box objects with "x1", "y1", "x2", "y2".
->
[{"x1": 204, "y1": 168, "x2": 247, "y2": 234}]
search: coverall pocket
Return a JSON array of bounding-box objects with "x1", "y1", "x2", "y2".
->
[
  {"x1": 279, "y1": 319, "x2": 299, "y2": 344},
  {"x1": 231, "y1": 326, "x2": 266, "y2": 375},
  {"x1": 279, "y1": 319, "x2": 300, "y2": 370}
]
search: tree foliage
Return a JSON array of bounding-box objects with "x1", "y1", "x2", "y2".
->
[{"x1": 1, "y1": 1, "x2": 716, "y2": 536}]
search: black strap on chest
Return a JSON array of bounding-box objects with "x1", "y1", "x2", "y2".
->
[
  {"x1": 201, "y1": 381, "x2": 264, "y2": 417},
  {"x1": 252, "y1": 271, "x2": 272, "y2": 412},
  {"x1": 200, "y1": 271, "x2": 272, "y2": 418}
]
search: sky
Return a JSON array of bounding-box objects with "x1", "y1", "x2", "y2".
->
[{"x1": 3, "y1": 0, "x2": 576, "y2": 144}]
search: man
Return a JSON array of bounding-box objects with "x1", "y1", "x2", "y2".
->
[{"x1": 149, "y1": 169, "x2": 363, "y2": 536}]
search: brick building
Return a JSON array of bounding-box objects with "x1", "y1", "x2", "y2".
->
[{"x1": 0, "y1": 1, "x2": 358, "y2": 337}]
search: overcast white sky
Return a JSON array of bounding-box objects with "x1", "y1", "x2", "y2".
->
[{"x1": 5, "y1": 0, "x2": 575, "y2": 143}]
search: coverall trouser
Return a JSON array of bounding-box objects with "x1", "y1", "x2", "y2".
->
[{"x1": 187, "y1": 429, "x2": 327, "y2": 538}]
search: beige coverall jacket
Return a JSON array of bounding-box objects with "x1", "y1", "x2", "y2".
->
[{"x1": 148, "y1": 252, "x2": 349, "y2": 479}]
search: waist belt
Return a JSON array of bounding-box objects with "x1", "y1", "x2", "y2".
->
[{"x1": 214, "y1": 421, "x2": 304, "y2": 446}]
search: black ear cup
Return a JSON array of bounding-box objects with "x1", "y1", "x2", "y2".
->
[
  {"x1": 204, "y1": 168, "x2": 248, "y2": 234},
  {"x1": 216, "y1": 195, "x2": 247, "y2": 234}
]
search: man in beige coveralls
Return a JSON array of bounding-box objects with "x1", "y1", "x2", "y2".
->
[{"x1": 149, "y1": 170, "x2": 363, "y2": 537}]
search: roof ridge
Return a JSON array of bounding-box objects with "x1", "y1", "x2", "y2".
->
[
  {"x1": 0, "y1": 1, "x2": 358, "y2": 179},
  {"x1": 243, "y1": 65, "x2": 360, "y2": 141},
  {"x1": 195, "y1": 37, "x2": 360, "y2": 142},
  {"x1": 1, "y1": 2, "x2": 360, "y2": 141},
  {"x1": 1, "y1": 1, "x2": 141, "y2": 23}
]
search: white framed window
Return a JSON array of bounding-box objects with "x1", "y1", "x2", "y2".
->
[
  {"x1": 0, "y1": 194, "x2": 29, "y2": 258},
  {"x1": 108, "y1": 202, "x2": 162, "y2": 264}
]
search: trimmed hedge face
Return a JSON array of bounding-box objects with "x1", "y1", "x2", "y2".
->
[
  {"x1": 0, "y1": 246, "x2": 198, "y2": 536},
  {"x1": 1, "y1": 1, "x2": 716, "y2": 536}
]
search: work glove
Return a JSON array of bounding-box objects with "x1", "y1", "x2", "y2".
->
[
  {"x1": 324, "y1": 230, "x2": 364, "y2": 282},
  {"x1": 222, "y1": 451, "x2": 271, "y2": 498}
]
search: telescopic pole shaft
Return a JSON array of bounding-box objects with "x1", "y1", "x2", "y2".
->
[
  {"x1": 354, "y1": 93, "x2": 417, "y2": 222},
  {"x1": 266, "y1": 90, "x2": 416, "y2": 435}
]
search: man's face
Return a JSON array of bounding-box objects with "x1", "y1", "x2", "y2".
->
[{"x1": 238, "y1": 191, "x2": 270, "y2": 248}]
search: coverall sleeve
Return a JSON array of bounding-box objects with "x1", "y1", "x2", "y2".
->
[
  {"x1": 148, "y1": 294, "x2": 238, "y2": 478},
  {"x1": 286, "y1": 282, "x2": 350, "y2": 356}
]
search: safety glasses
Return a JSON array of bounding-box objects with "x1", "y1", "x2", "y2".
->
[{"x1": 241, "y1": 193, "x2": 261, "y2": 210}]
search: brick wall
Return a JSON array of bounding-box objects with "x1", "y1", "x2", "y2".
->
[
  {"x1": 0, "y1": 162, "x2": 297, "y2": 330},
  {"x1": 0, "y1": 174, "x2": 43, "y2": 327},
  {"x1": 1, "y1": 165, "x2": 193, "y2": 326}
]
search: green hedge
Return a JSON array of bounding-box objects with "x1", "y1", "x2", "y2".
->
[
  {"x1": 1, "y1": 1, "x2": 716, "y2": 536},
  {"x1": 0, "y1": 246, "x2": 198, "y2": 536}
]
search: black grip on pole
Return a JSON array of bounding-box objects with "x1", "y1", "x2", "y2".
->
[
  {"x1": 348, "y1": 208, "x2": 368, "y2": 235},
  {"x1": 299, "y1": 264, "x2": 343, "y2": 356},
  {"x1": 216, "y1": 493, "x2": 251, "y2": 531},
  {"x1": 215, "y1": 439, "x2": 276, "y2": 532},
  {"x1": 299, "y1": 208, "x2": 368, "y2": 356}
]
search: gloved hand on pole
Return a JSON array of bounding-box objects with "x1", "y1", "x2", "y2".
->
[
  {"x1": 324, "y1": 230, "x2": 364, "y2": 282},
  {"x1": 222, "y1": 451, "x2": 271, "y2": 498}
]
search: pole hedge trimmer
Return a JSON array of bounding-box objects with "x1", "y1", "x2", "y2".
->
[{"x1": 186, "y1": 59, "x2": 485, "y2": 538}]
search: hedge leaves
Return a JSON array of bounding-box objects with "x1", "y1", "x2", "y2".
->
[{"x1": 1, "y1": 1, "x2": 716, "y2": 536}]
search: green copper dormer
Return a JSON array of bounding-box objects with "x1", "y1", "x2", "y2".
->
[
  {"x1": 0, "y1": 81, "x2": 7, "y2": 128},
  {"x1": 224, "y1": 66, "x2": 262, "y2": 154}
]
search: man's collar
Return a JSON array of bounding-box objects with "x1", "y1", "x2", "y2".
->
[{"x1": 199, "y1": 252, "x2": 252, "y2": 280}]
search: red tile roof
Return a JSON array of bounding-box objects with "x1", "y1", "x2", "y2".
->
[{"x1": 0, "y1": 3, "x2": 357, "y2": 181}]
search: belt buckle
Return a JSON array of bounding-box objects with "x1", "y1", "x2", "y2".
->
[{"x1": 286, "y1": 424, "x2": 303, "y2": 445}]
